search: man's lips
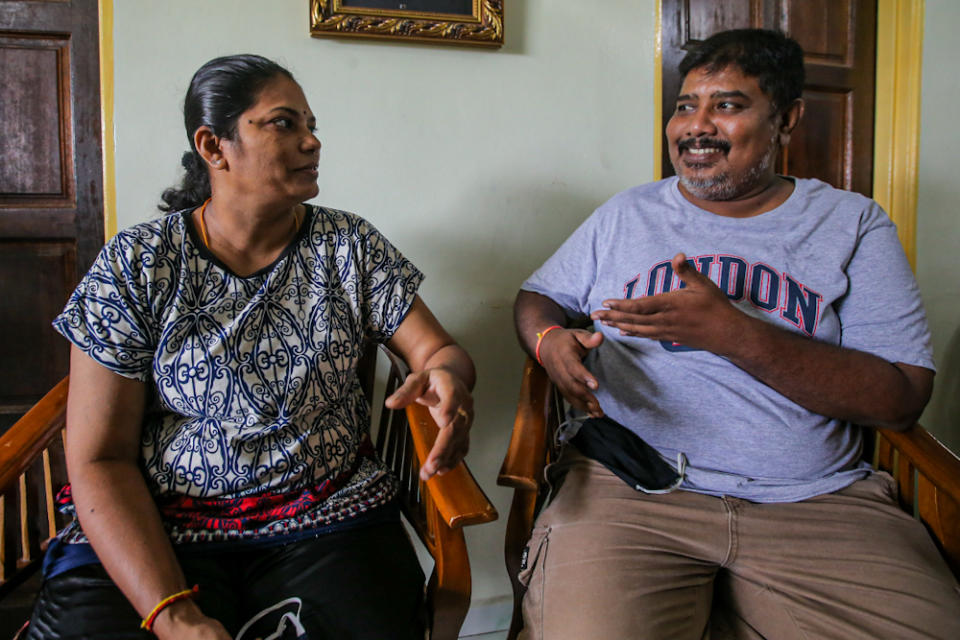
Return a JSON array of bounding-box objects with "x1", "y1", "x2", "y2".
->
[{"x1": 677, "y1": 138, "x2": 730, "y2": 158}]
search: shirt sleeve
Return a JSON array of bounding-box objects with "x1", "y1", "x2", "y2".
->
[
  {"x1": 520, "y1": 210, "x2": 602, "y2": 318},
  {"x1": 836, "y1": 203, "x2": 935, "y2": 370},
  {"x1": 354, "y1": 218, "x2": 424, "y2": 343},
  {"x1": 51, "y1": 228, "x2": 160, "y2": 381}
]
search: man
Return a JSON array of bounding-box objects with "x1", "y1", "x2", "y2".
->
[{"x1": 514, "y1": 29, "x2": 960, "y2": 639}]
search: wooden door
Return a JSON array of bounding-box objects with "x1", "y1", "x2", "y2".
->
[
  {"x1": 661, "y1": 0, "x2": 877, "y2": 197},
  {"x1": 0, "y1": 0, "x2": 104, "y2": 433}
]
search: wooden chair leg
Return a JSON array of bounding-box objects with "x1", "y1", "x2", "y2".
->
[
  {"x1": 504, "y1": 489, "x2": 538, "y2": 640},
  {"x1": 428, "y1": 522, "x2": 471, "y2": 640}
]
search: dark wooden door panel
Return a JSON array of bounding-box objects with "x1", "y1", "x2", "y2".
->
[
  {"x1": 0, "y1": 0, "x2": 102, "y2": 433},
  {"x1": 785, "y1": 88, "x2": 851, "y2": 189},
  {"x1": 0, "y1": 36, "x2": 73, "y2": 200},
  {"x1": 661, "y1": 0, "x2": 876, "y2": 196},
  {"x1": 781, "y1": 0, "x2": 854, "y2": 66},
  {"x1": 686, "y1": 0, "x2": 758, "y2": 40}
]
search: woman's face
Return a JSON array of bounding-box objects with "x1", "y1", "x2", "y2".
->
[{"x1": 219, "y1": 75, "x2": 321, "y2": 208}]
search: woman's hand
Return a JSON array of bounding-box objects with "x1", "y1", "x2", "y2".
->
[
  {"x1": 151, "y1": 599, "x2": 233, "y2": 640},
  {"x1": 385, "y1": 366, "x2": 473, "y2": 481}
]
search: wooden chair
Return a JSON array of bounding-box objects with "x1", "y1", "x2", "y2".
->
[
  {"x1": 0, "y1": 344, "x2": 497, "y2": 640},
  {"x1": 498, "y1": 356, "x2": 960, "y2": 640}
]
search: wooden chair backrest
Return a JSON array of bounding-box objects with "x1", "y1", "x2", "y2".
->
[
  {"x1": 0, "y1": 377, "x2": 68, "y2": 599},
  {"x1": 0, "y1": 346, "x2": 497, "y2": 640}
]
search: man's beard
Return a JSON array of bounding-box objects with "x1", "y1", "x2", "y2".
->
[{"x1": 675, "y1": 133, "x2": 779, "y2": 202}]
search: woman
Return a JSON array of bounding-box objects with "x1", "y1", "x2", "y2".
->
[{"x1": 24, "y1": 54, "x2": 474, "y2": 640}]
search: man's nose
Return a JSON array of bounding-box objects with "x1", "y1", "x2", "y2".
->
[{"x1": 686, "y1": 109, "x2": 716, "y2": 137}]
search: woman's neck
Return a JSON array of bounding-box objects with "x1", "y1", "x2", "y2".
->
[{"x1": 195, "y1": 196, "x2": 303, "y2": 276}]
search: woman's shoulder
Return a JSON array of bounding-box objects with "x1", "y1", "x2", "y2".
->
[
  {"x1": 108, "y1": 211, "x2": 185, "y2": 251},
  {"x1": 305, "y1": 204, "x2": 385, "y2": 240},
  {"x1": 95, "y1": 211, "x2": 186, "y2": 282}
]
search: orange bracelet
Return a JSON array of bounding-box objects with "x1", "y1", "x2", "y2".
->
[
  {"x1": 140, "y1": 585, "x2": 199, "y2": 632},
  {"x1": 535, "y1": 325, "x2": 563, "y2": 366}
]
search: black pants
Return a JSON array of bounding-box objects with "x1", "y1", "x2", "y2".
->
[{"x1": 24, "y1": 521, "x2": 425, "y2": 640}]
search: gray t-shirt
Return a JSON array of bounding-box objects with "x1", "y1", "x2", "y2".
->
[{"x1": 522, "y1": 177, "x2": 934, "y2": 502}]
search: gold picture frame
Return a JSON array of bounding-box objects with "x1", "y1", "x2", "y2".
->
[{"x1": 310, "y1": 0, "x2": 503, "y2": 48}]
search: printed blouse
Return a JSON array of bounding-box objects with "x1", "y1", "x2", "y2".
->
[{"x1": 52, "y1": 205, "x2": 423, "y2": 542}]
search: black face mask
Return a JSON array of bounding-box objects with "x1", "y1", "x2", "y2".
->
[{"x1": 570, "y1": 415, "x2": 686, "y2": 493}]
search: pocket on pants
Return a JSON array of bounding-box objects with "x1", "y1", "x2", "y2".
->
[
  {"x1": 517, "y1": 525, "x2": 550, "y2": 589},
  {"x1": 519, "y1": 525, "x2": 552, "y2": 640}
]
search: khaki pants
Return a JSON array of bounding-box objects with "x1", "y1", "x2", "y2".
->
[{"x1": 519, "y1": 447, "x2": 960, "y2": 640}]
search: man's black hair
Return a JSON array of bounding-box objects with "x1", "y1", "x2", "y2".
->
[{"x1": 678, "y1": 29, "x2": 805, "y2": 114}]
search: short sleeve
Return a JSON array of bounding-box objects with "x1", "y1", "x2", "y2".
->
[
  {"x1": 355, "y1": 219, "x2": 424, "y2": 343},
  {"x1": 520, "y1": 212, "x2": 602, "y2": 318},
  {"x1": 52, "y1": 229, "x2": 161, "y2": 381},
  {"x1": 836, "y1": 204, "x2": 935, "y2": 370}
]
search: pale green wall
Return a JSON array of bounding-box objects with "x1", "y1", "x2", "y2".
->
[
  {"x1": 112, "y1": 0, "x2": 658, "y2": 630},
  {"x1": 917, "y1": 0, "x2": 960, "y2": 453}
]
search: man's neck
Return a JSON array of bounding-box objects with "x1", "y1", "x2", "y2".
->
[{"x1": 678, "y1": 175, "x2": 796, "y2": 218}]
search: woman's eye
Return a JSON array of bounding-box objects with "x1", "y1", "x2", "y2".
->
[{"x1": 272, "y1": 118, "x2": 293, "y2": 129}]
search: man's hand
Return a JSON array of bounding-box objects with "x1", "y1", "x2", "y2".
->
[
  {"x1": 591, "y1": 252, "x2": 745, "y2": 355},
  {"x1": 538, "y1": 328, "x2": 605, "y2": 418},
  {"x1": 385, "y1": 367, "x2": 472, "y2": 481}
]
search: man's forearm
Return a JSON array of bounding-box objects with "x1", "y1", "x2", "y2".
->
[
  {"x1": 723, "y1": 313, "x2": 933, "y2": 431},
  {"x1": 514, "y1": 290, "x2": 569, "y2": 357}
]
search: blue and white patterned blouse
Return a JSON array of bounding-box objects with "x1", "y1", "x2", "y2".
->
[{"x1": 52, "y1": 205, "x2": 423, "y2": 542}]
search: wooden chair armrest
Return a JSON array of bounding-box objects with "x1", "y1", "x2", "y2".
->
[
  {"x1": 876, "y1": 425, "x2": 960, "y2": 503},
  {"x1": 498, "y1": 357, "x2": 551, "y2": 491},
  {"x1": 405, "y1": 403, "x2": 498, "y2": 529},
  {"x1": 0, "y1": 377, "x2": 69, "y2": 493},
  {"x1": 874, "y1": 424, "x2": 960, "y2": 579}
]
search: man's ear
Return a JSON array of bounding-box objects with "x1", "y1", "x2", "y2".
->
[
  {"x1": 193, "y1": 126, "x2": 226, "y2": 170},
  {"x1": 777, "y1": 98, "x2": 804, "y2": 147}
]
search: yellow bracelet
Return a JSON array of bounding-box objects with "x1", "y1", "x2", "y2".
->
[{"x1": 140, "y1": 585, "x2": 199, "y2": 632}]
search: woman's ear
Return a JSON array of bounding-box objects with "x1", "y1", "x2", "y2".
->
[
  {"x1": 777, "y1": 98, "x2": 805, "y2": 147},
  {"x1": 193, "y1": 126, "x2": 225, "y2": 170}
]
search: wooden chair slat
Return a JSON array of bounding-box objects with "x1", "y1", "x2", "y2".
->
[{"x1": 895, "y1": 454, "x2": 915, "y2": 513}]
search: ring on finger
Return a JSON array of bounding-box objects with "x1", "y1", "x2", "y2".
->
[{"x1": 456, "y1": 407, "x2": 469, "y2": 420}]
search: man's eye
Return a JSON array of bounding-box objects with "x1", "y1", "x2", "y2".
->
[
  {"x1": 675, "y1": 103, "x2": 694, "y2": 113},
  {"x1": 717, "y1": 102, "x2": 742, "y2": 110}
]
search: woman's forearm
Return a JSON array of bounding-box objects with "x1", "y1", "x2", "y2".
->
[{"x1": 71, "y1": 460, "x2": 187, "y2": 612}]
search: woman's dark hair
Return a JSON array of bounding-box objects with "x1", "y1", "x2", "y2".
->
[
  {"x1": 678, "y1": 29, "x2": 804, "y2": 115},
  {"x1": 159, "y1": 54, "x2": 295, "y2": 212}
]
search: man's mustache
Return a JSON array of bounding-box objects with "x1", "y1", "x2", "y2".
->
[{"x1": 677, "y1": 137, "x2": 731, "y2": 153}]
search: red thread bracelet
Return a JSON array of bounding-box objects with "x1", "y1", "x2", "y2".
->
[
  {"x1": 140, "y1": 584, "x2": 199, "y2": 632},
  {"x1": 535, "y1": 325, "x2": 563, "y2": 366}
]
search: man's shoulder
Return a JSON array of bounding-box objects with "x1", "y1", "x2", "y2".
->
[
  {"x1": 596, "y1": 178, "x2": 678, "y2": 216},
  {"x1": 792, "y1": 178, "x2": 889, "y2": 229},
  {"x1": 794, "y1": 177, "x2": 877, "y2": 209}
]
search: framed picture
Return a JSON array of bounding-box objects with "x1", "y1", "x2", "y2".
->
[{"x1": 310, "y1": 0, "x2": 504, "y2": 47}]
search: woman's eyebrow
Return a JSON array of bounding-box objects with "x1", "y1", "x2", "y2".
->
[{"x1": 268, "y1": 106, "x2": 308, "y2": 116}]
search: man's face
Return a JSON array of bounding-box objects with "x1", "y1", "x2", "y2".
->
[{"x1": 666, "y1": 65, "x2": 782, "y2": 202}]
